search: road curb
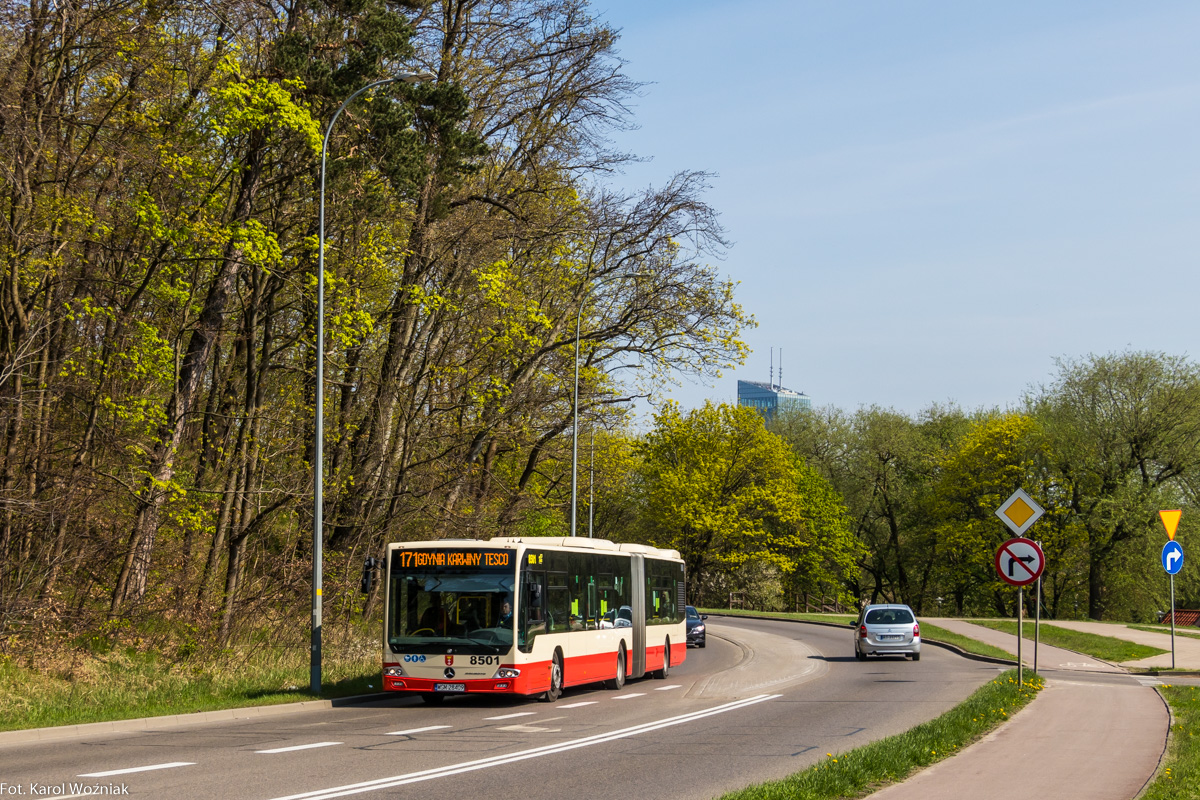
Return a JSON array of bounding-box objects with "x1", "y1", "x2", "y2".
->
[
  {"x1": 704, "y1": 613, "x2": 1019, "y2": 666},
  {"x1": 1134, "y1": 686, "x2": 1175, "y2": 799},
  {"x1": 0, "y1": 692, "x2": 390, "y2": 748}
]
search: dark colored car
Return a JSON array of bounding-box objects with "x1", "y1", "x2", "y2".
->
[{"x1": 686, "y1": 605, "x2": 707, "y2": 648}]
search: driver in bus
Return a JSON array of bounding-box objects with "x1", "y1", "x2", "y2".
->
[
  {"x1": 418, "y1": 607, "x2": 446, "y2": 635},
  {"x1": 497, "y1": 599, "x2": 513, "y2": 627}
]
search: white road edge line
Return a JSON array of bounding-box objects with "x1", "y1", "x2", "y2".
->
[
  {"x1": 265, "y1": 694, "x2": 780, "y2": 800},
  {"x1": 79, "y1": 762, "x2": 195, "y2": 778},
  {"x1": 386, "y1": 725, "x2": 453, "y2": 736},
  {"x1": 256, "y1": 742, "x2": 343, "y2": 754}
]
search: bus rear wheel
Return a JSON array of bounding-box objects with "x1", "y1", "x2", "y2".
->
[
  {"x1": 655, "y1": 641, "x2": 671, "y2": 679},
  {"x1": 540, "y1": 651, "x2": 563, "y2": 702},
  {"x1": 605, "y1": 645, "x2": 626, "y2": 690}
]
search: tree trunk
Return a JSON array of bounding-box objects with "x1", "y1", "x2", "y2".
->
[{"x1": 110, "y1": 138, "x2": 264, "y2": 612}]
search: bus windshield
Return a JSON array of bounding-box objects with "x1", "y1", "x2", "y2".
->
[{"x1": 388, "y1": 549, "x2": 516, "y2": 654}]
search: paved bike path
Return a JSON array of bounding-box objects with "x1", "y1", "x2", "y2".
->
[{"x1": 870, "y1": 618, "x2": 1168, "y2": 800}]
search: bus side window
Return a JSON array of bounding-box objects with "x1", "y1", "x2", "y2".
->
[{"x1": 547, "y1": 572, "x2": 570, "y2": 633}]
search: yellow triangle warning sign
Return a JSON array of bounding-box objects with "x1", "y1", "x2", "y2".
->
[{"x1": 1160, "y1": 509, "x2": 1182, "y2": 541}]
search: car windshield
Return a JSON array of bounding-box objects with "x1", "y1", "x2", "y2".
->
[
  {"x1": 686, "y1": 607, "x2": 700, "y2": 619},
  {"x1": 865, "y1": 608, "x2": 915, "y2": 625}
]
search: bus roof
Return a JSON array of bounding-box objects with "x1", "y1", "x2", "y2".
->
[{"x1": 386, "y1": 536, "x2": 681, "y2": 561}]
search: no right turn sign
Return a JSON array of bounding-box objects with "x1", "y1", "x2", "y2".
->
[{"x1": 995, "y1": 538, "x2": 1045, "y2": 586}]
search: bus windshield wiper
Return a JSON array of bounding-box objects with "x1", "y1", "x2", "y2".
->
[{"x1": 456, "y1": 635, "x2": 503, "y2": 653}]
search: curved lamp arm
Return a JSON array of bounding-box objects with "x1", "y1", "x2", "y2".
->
[
  {"x1": 570, "y1": 270, "x2": 650, "y2": 538},
  {"x1": 313, "y1": 70, "x2": 433, "y2": 695}
]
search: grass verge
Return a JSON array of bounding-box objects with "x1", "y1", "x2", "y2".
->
[
  {"x1": 1140, "y1": 684, "x2": 1200, "y2": 799},
  {"x1": 972, "y1": 620, "x2": 1166, "y2": 662},
  {"x1": 718, "y1": 669, "x2": 1043, "y2": 800},
  {"x1": 917, "y1": 623, "x2": 1014, "y2": 661},
  {"x1": 701, "y1": 609, "x2": 1015, "y2": 661},
  {"x1": 0, "y1": 638, "x2": 379, "y2": 733},
  {"x1": 1129, "y1": 624, "x2": 1200, "y2": 641},
  {"x1": 700, "y1": 608, "x2": 856, "y2": 626}
]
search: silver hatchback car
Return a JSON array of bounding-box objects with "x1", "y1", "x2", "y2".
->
[{"x1": 853, "y1": 603, "x2": 921, "y2": 661}]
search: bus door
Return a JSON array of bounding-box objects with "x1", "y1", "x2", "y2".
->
[
  {"x1": 518, "y1": 568, "x2": 547, "y2": 653},
  {"x1": 629, "y1": 554, "x2": 647, "y2": 679}
]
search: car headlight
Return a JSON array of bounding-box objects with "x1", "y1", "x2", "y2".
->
[{"x1": 693, "y1": 625, "x2": 705, "y2": 634}]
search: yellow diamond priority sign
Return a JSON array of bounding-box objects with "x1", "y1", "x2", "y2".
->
[{"x1": 996, "y1": 488, "x2": 1045, "y2": 537}]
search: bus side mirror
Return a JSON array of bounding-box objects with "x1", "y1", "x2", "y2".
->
[{"x1": 360, "y1": 557, "x2": 379, "y2": 594}]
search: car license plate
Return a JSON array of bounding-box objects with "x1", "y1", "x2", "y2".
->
[
  {"x1": 880, "y1": 635, "x2": 902, "y2": 641},
  {"x1": 434, "y1": 683, "x2": 466, "y2": 692}
]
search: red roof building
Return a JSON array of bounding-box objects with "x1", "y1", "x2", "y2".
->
[{"x1": 1162, "y1": 610, "x2": 1200, "y2": 627}]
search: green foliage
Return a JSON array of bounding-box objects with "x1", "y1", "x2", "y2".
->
[
  {"x1": 930, "y1": 413, "x2": 1042, "y2": 614},
  {"x1": 637, "y1": 402, "x2": 860, "y2": 606},
  {"x1": 1034, "y1": 351, "x2": 1200, "y2": 619},
  {"x1": 773, "y1": 352, "x2": 1200, "y2": 623},
  {"x1": 213, "y1": 75, "x2": 322, "y2": 155}
]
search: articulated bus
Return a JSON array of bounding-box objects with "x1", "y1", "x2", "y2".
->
[{"x1": 376, "y1": 536, "x2": 687, "y2": 702}]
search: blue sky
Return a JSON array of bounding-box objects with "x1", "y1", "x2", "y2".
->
[{"x1": 595, "y1": 1, "x2": 1200, "y2": 415}]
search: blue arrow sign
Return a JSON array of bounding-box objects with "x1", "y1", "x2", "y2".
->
[{"x1": 1163, "y1": 541, "x2": 1184, "y2": 575}]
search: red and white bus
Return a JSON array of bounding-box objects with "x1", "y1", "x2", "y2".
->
[{"x1": 375, "y1": 536, "x2": 687, "y2": 702}]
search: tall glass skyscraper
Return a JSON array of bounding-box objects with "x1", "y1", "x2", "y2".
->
[{"x1": 737, "y1": 380, "x2": 812, "y2": 419}]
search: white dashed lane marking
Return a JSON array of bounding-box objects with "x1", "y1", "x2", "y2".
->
[
  {"x1": 484, "y1": 712, "x2": 537, "y2": 720},
  {"x1": 557, "y1": 701, "x2": 598, "y2": 708},
  {"x1": 612, "y1": 693, "x2": 645, "y2": 700},
  {"x1": 654, "y1": 685, "x2": 682, "y2": 691},
  {"x1": 79, "y1": 762, "x2": 195, "y2": 777},
  {"x1": 256, "y1": 742, "x2": 343, "y2": 754},
  {"x1": 387, "y1": 725, "x2": 453, "y2": 735},
  {"x1": 265, "y1": 694, "x2": 781, "y2": 800}
]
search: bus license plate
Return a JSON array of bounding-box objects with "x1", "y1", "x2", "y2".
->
[{"x1": 434, "y1": 683, "x2": 466, "y2": 692}]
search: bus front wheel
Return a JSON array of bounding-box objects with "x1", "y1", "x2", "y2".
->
[{"x1": 540, "y1": 651, "x2": 563, "y2": 702}]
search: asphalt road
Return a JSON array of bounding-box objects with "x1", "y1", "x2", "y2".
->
[{"x1": 1, "y1": 617, "x2": 1007, "y2": 800}]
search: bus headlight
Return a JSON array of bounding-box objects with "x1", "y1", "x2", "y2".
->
[
  {"x1": 384, "y1": 666, "x2": 405, "y2": 677},
  {"x1": 494, "y1": 667, "x2": 520, "y2": 679}
]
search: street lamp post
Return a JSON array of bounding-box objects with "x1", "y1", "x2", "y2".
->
[
  {"x1": 569, "y1": 272, "x2": 647, "y2": 538},
  {"x1": 588, "y1": 427, "x2": 595, "y2": 538},
  {"x1": 313, "y1": 71, "x2": 433, "y2": 695}
]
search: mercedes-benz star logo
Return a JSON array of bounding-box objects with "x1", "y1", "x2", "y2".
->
[{"x1": 444, "y1": 667, "x2": 455, "y2": 679}]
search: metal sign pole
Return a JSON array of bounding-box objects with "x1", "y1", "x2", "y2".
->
[
  {"x1": 1034, "y1": 573, "x2": 1041, "y2": 675},
  {"x1": 1017, "y1": 587, "x2": 1024, "y2": 687},
  {"x1": 1171, "y1": 572, "x2": 1176, "y2": 670}
]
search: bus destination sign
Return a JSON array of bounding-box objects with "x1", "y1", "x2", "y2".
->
[{"x1": 394, "y1": 549, "x2": 512, "y2": 570}]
